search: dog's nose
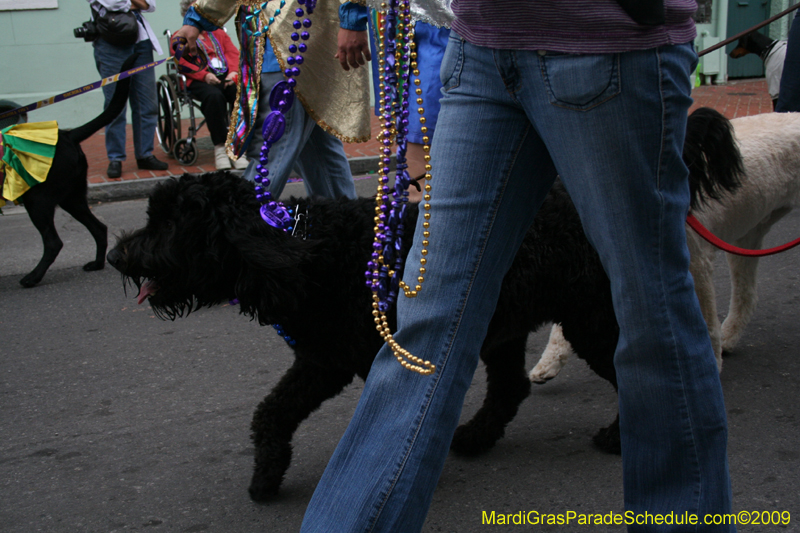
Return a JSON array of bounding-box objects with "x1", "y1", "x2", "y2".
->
[{"x1": 107, "y1": 249, "x2": 124, "y2": 270}]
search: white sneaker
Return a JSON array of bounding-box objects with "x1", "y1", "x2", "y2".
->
[
  {"x1": 214, "y1": 144, "x2": 232, "y2": 170},
  {"x1": 232, "y1": 155, "x2": 249, "y2": 170}
]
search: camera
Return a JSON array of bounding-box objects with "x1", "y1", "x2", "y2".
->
[{"x1": 74, "y1": 21, "x2": 98, "y2": 42}]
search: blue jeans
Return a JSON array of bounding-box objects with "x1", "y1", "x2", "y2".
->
[
  {"x1": 301, "y1": 36, "x2": 733, "y2": 533},
  {"x1": 776, "y1": 11, "x2": 800, "y2": 112},
  {"x1": 93, "y1": 38, "x2": 158, "y2": 162},
  {"x1": 242, "y1": 72, "x2": 356, "y2": 200}
]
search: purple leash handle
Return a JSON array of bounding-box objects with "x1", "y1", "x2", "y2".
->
[{"x1": 170, "y1": 35, "x2": 209, "y2": 74}]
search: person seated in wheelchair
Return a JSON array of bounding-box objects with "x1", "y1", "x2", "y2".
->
[{"x1": 178, "y1": 0, "x2": 246, "y2": 170}]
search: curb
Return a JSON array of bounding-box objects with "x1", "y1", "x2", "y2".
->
[
  {"x1": 87, "y1": 155, "x2": 390, "y2": 204},
  {"x1": 88, "y1": 176, "x2": 174, "y2": 204}
]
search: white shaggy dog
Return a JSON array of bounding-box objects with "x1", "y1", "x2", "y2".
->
[{"x1": 530, "y1": 111, "x2": 800, "y2": 383}]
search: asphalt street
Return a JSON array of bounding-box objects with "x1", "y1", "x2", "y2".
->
[{"x1": 1, "y1": 179, "x2": 798, "y2": 532}]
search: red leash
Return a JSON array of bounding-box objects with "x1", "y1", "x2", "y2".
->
[
  {"x1": 687, "y1": 3, "x2": 800, "y2": 257},
  {"x1": 686, "y1": 214, "x2": 800, "y2": 257}
]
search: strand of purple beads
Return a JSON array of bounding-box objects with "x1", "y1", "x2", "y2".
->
[
  {"x1": 253, "y1": 0, "x2": 317, "y2": 346},
  {"x1": 254, "y1": 0, "x2": 316, "y2": 232}
]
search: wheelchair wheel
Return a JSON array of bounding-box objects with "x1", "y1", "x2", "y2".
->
[
  {"x1": 156, "y1": 75, "x2": 181, "y2": 156},
  {"x1": 173, "y1": 137, "x2": 199, "y2": 166}
]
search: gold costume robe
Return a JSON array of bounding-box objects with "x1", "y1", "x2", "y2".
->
[{"x1": 195, "y1": 0, "x2": 371, "y2": 144}]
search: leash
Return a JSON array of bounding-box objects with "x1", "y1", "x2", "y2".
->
[
  {"x1": 0, "y1": 34, "x2": 218, "y2": 124},
  {"x1": 696, "y1": 2, "x2": 800, "y2": 58},
  {"x1": 170, "y1": 35, "x2": 209, "y2": 74},
  {"x1": 0, "y1": 57, "x2": 173, "y2": 123},
  {"x1": 687, "y1": 4, "x2": 800, "y2": 255},
  {"x1": 686, "y1": 215, "x2": 800, "y2": 257}
]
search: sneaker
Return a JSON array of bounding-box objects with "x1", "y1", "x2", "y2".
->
[
  {"x1": 232, "y1": 155, "x2": 249, "y2": 170},
  {"x1": 214, "y1": 144, "x2": 232, "y2": 170},
  {"x1": 107, "y1": 160, "x2": 122, "y2": 179},
  {"x1": 136, "y1": 155, "x2": 169, "y2": 171}
]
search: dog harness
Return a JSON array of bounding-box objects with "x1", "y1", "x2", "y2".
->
[{"x1": 0, "y1": 121, "x2": 58, "y2": 208}]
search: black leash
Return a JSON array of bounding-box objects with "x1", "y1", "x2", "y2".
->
[{"x1": 697, "y1": 2, "x2": 800, "y2": 58}]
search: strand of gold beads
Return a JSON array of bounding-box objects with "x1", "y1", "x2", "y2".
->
[
  {"x1": 370, "y1": 4, "x2": 435, "y2": 375},
  {"x1": 398, "y1": 33, "x2": 433, "y2": 299}
]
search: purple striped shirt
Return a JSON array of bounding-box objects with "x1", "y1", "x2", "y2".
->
[{"x1": 450, "y1": 0, "x2": 698, "y2": 53}]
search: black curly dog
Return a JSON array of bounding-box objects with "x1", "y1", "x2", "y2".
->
[
  {"x1": 10, "y1": 54, "x2": 136, "y2": 288},
  {"x1": 107, "y1": 107, "x2": 742, "y2": 502}
]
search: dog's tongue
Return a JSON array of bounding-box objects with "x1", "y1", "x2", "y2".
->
[{"x1": 137, "y1": 280, "x2": 157, "y2": 305}]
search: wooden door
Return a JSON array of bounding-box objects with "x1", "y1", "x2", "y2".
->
[{"x1": 726, "y1": 0, "x2": 770, "y2": 78}]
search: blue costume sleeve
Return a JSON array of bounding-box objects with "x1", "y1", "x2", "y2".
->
[
  {"x1": 183, "y1": 6, "x2": 219, "y2": 32},
  {"x1": 339, "y1": 2, "x2": 368, "y2": 31},
  {"x1": 262, "y1": 38, "x2": 281, "y2": 73}
]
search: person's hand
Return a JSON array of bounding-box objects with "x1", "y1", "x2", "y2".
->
[
  {"x1": 335, "y1": 28, "x2": 371, "y2": 71},
  {"x1": 204, "y1": 72, "x2": 220, "y2": 85},
  {"x1": 171, "y1": 24, "x2": 202, "y2": 58},
  {"x1": 224, "y1": 71, "x2": 238, "y2": 87}
]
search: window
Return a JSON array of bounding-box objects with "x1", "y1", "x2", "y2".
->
[
  {"x1": 694, "y1": 0, "x2": 713, "y2": 24},
  {"x1": 0, "y1": 0, "x2": 58, "y2": 10}
]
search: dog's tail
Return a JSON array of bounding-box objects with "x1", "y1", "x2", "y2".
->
[
  {"x1": 66, "y1": 53, "x2": 139, "y2": 145},
  {"x1": 684, "y1": 107, "x2": 744, "y2": 210}
]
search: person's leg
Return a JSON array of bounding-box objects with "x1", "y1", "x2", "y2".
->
[
  {"x1": 222, "y1": 82, "x2": 237, "y2": 108},
  {"x1": 93, "y1": 39, "x2": 132, "y2": 163},
  {"x1": 293, "y1": 126, "x2": 356, "y2": 199},
  {"x1": 405, "y1": 23, "x2": 449, "y2": 201},
  {"x1": 301, "y1": 33, "x2": 558, "y2": 533},
  {"x1": 188, "y1": 80, "x2": 234, "y2": 169},
  {"x1": 242, "y1": 71, "x2": 307, "y2": 197},
  {"x1": 406, "y1": 22, "x2": 448, "y2": 148},
  {"x1": 525, "y1": 44, "x2": 732, "y2": 529},
  {"x1": 188, "y1": 81, "x2": 232, "y2": 146},
  {"x1": 127, "y1": 40, "x2": 158, "y2": 161},
  {"x1": 776, "y1": 11, "x2": 800, "y2": 112}
]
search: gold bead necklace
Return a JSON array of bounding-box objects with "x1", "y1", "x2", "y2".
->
[{"x1": 369, "y1": 1, "x2": 435, "y2": 375}]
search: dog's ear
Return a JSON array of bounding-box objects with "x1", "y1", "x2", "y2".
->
[
  {"x1": 685, "y1": 107, "x2": 744, "y2": 210},
  {"x1": 176, "y1": 181, "x2": 211, "y2": 215}
]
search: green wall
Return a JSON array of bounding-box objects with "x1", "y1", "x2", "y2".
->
[
  {"x1": 0, "y1": 3, "x2": 239, "y2": 128},
  {"x1": 3, "y1": 1, "x2": 798, "y2": 125}
]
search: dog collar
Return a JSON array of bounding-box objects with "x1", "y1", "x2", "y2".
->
[
  {"x1": 290, "y1": 204, "x2": 309, "y2": 240},
  {"x1": 760, "y1": 40, "x2": 779, "y2": 62}
]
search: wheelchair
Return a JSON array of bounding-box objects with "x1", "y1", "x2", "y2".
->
[{"x1": 156, "y1": 30, "x2": 208, "y2": 166}]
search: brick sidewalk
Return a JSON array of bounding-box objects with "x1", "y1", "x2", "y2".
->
[
  {"x1": 82, "y1": 78, "x2": 772, "y2": 184},
  {"x1": 690, "y1": 78, "x2": 773, "y2": 118}
]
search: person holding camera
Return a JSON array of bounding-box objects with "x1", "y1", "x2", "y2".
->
[{"x1": 85, "y1": 0, "x2": 168, "y2": 178}]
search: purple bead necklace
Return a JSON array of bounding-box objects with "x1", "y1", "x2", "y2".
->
[
  {"x1": 368, "y1": 0, "x2": 435, "y2": 375},
  {"x1": 251, "y1": 0, "x2": 316, "y2": 346},
  {"x1": 253, "y1": 0, "x2": 316, "y2": 232}
]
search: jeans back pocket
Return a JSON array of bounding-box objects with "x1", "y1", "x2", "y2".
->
[
  {"x1": 439, "y1": 33, "x2": 464, "y2": 93},
  {"x1": 539, "y1": 52, "x2": 621, "y2": 111}
]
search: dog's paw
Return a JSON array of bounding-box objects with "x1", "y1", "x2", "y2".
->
[
  {"x1": 249, "y1": 440, "x2": 291, "y2": 502},
  {"x1": 83, "y1": 260, "x2": 105, "y2": 272},
  {"x1": 19, "y1": 273, "x2": 42, "y2": 288},
  {"x1": 592, "y1": 417, "x2": 621, "y2": 455},
  {"x1": 528, "y1": 359, "x2": 563, "y2": 384},
  {"x1": 248, "y1": 475, "x2": 281, "y2": 503},
  {"x1": 529, "y1": 325, "x2": 573, "y2": 383},
  {"x1": 450, "y1": 422, "x2": 502, "y2": 456}
]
